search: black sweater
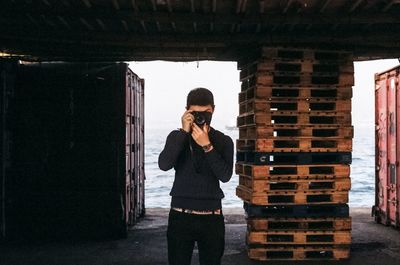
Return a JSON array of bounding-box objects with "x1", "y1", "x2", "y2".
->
[{"x1": 158, "y1": 127, "x2": 234, "y2": 210}]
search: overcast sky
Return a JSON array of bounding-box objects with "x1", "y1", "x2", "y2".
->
[{"x1": 129, "y1": 59, "x2": 400, "y2": 130}]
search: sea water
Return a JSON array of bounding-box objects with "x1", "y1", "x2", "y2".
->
[{"x1": 145, "y1": 123, "x2": 375, "y2": 208}]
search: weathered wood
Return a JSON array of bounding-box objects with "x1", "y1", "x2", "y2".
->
[
  {"x1": 235, "y1": 163, "x2": 351, "y2": 179},
  {"x1": 247, "y1": 217, "x2": 352, "y2": 231},
  {"x1": 239, "y1": 175, "x2": 351, "y2": 193},
  {"x1": 239, "y1": 86, "x2": 352, "y2": 102},
  {"x1": 236, "y1": 138, "x2": 352, "y2": 152},
  {"x1": 247, "y1": 246, "x2": 350, "y2": 260},
  {"x1": 237, "y1": 111, "x2": 352, "y2": 127},
  {"x1": 247, "y1": 230, "x2": 351, "y2": 245},
  {"x1": 239, "y1": 125, "x2": 354, "y2": 140},
  {"x1": 236, "y1": 185, "x2": 349, "y2": 205},
  {"x1": 239, "y1": 99, "x2": 352, "y2": 114}
]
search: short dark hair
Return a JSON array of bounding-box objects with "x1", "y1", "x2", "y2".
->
[{"x1": 186, "y1": 87, "x2": 215, "y2": 109}]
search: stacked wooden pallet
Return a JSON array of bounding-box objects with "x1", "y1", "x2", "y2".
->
[{"x1": 236, "y1": 47, "x2": 353, "y2": 261}]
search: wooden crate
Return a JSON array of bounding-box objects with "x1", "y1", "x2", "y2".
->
[
  {"x1": 236, "y1": 185, "x2": 349, "y2": 205},
  {"x1": 239, "y1": 60, "x2": 354, "y2": 80},
  {"x1": 247, "y1": 246, "x2": 350, "y2": 260},
  {"x1": 239, "y1": 175, "x2": 351, "y2": 193},
  {"x1": 241, "y1": 72, "x2": 354, "y2": 87},
  {"x1": 236, "y1": 151, "x2": 352, "y2": 165},
  {"x1": 244, "y1": 202, "x2": 349, "y2": 218},
  {"x1": 237, "y1": 111, "x2": 352, "y2": 127},
  {"x1": 235, "y1": 163, "x2": 351, "y2": 179},
  {"x1": 236, "y1": 138, "x2": 352, "y2": 152},
  {"x1": 239, "y1": 99, "x2": 351, "y2": 114},
  {"x1": 239, "y1": 125, "x2": 354, "y2": 140},
  {"x1": 239, "y1": 85, "x2": 352, "y2": 101},
  {"x1": 247, "y1": 230, "x2": 351, "y2": 245},
  {"x1": 247, "y1": 217, "x2": 352, "y2": 231},
  {"x1": 261, "y1": 47, "x2": 353, "y2": 62}
]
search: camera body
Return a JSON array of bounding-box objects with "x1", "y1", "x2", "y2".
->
[{"x1": 192, "y1": 111, "x2": 212, "y2": 127}]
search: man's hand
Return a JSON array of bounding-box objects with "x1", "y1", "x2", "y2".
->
[
  {"x1": 191, "y1": 123, "x2": 211, "y2": 146},
  {"x1": 181, "y1": 110, "x2": 194, "y2": 133}
]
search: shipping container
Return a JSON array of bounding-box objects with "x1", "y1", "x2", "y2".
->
[
  {"x1": 0, "y1": 60, "x2": 18, "y2": 240},
  {"x1": 1, "y1": 61, "x2": 145, "y2": 240},
  {"x1": 373, "y1": 65, "x2": 400, "y2": 228}
]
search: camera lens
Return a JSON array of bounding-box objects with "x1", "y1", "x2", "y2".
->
[{"x1": 195, "y1": 114, "x2": 206, "y2": 125}]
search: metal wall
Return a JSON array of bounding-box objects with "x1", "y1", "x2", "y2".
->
[
  {"x1": 374, "y1": 65, "x2": 400, "y2": 228},
  {"x1": 1, "y1": 61, "x2": 145, "y2": 241},
  {"x1": 0, "y1": 60, "x2": 18, "y2": 240}
]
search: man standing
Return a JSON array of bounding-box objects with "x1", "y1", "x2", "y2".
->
[{"x1": 158, "y1": 87, "x2": 234, "y2": 265}]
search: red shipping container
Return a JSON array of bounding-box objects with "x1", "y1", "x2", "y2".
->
[{"x1": 373, "y1": 65, "x2": 400, "y2": 227}]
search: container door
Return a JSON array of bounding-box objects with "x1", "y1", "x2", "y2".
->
[
  {"x1": 387, "y1": 74, "x2": 397, "y2": 225},
  {"x1": 396, "y1": 72, "x2": 400, "y2": 226},
  {"x1": 376, "y1": 76, "x2": 389, "y2": 224},
  {"x1": 0, "y1": 61, "x2": 17, "y2": 240},
  {"x1": 139, "y1": 79, "x2": 145, "y2": 216},
  {"x1": 125, "y1": 70, "x2": 132, "y2": 225}
]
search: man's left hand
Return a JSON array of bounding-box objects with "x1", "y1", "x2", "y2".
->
[{"x1": 191, "y1": 123, "x2": 211, "y2": 146}]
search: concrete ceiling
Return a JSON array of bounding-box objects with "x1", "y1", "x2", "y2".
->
[{"x1": 1, "y1": 0, "x2": 400, "y2": 61}]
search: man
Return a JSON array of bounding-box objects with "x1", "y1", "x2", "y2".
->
[{"x1": 158, "y1": 87, "x2": 234, "y2": 265}]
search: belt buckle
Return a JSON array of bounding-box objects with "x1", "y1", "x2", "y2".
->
[{"x1": 172, "y1": 207, "x2": 221, "y2": 215}]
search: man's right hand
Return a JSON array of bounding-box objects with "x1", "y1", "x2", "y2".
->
[{"x1": 181, "y1": 110, "x2": 194, "y2": 133}]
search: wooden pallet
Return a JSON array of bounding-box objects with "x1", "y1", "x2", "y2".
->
[
  {"x1": 241, "y1": 72, "x2": 354, "y2": 87},
  {"x1": 239, "y1": 60, "x2": 354, "y2": 80},
  {"x1": 247, "y1": 230, "x2": 351, "y2": 245},
  {"x1": 236, "y1": 152, "x2": 352, "y2": 165},
  {"x1": 247, "y1": 217, "x2": 352, "y2": 231},
  {"x1": 239, "y1": 85, "x2": 352, "y2": 101},
  {"x1": 239, "y1": 99, "x2": 351, "y2": 114},
  {"x1": 244, "y1": 202, "x2": 350, "y2": 218},
  {"x1": 239, "y1": 175, "x2": 351, "y2": 193},
  {"x1": 247, "y1": 246, "x2": 350, "y2": 260},
  {"x1": 239, "y1": 125, "x2": 354, "y2": 139},
  {"x1": 261, "y1": 48, "x2": 352, "y2": 61},
  {"x1": 236, "y1": 185, "x2": 349, "y2": 205},
  {"x1": 237, "y1": 111, "x2": 351, "y2": 127},
  {"x1": 235, "y1": 163, "x2": 351, "y2": 179},
  {"x1": 236, "y1": 138, "x2": 352, "y2": 152}
]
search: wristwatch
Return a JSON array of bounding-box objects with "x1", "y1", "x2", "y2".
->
[{"x1": 202, "y1": 143, "x2": 213, "y2": 152}]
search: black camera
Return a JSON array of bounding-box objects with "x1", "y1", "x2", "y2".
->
[{"x1": 192, "y1": 111, "x2": 212, "y2": 127}]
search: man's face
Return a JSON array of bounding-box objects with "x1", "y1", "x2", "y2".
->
[
  {"x1": 187, "y1": 104, "x2": 214, "y2": 113},
  {"x1": 187, "y1": 105, "x2": 214, "y2": 127}
]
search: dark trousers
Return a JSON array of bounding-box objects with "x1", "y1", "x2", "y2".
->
[{"x1": 167, "y1": 209, "x2": 225, "y2": 265}]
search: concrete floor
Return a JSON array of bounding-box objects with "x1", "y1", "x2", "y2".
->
[{"x1": 1, "y1": 207, "x2": 400, "y2": 265}]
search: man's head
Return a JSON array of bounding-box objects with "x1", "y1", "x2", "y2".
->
[
  {"x1": 186, "y1": 87, "x2": 215, "y2": 126},
  {"x1": 186, "y1": 87, "x2": 215, "y2": 110}
]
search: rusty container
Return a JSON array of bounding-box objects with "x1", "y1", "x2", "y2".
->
[{"x1": 373, "y1": 65, "x2": 400, "y2": 228}]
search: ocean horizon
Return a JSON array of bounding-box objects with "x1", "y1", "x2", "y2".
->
[{"x1": 144, "y1": 121, "x2": 375, "y2": 209}]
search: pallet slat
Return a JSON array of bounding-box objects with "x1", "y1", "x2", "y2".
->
[
  {"x1": 239, "y1": 125, "x2": 354, "y2": 139},
  {"x1": 261, "y1": 48, "x2": 353, "y2": 62},
  {"x1": 236, "y1": 152, "x2": 352, "y2": 165},
  {"x1": 236, "y1": 138, "x2": 352, "y2": 152},
  {"x1": 247, "y1": 230, "x2": 351, "y2": 245},
  {"x1": 247, "y1": 217, "x2": 352, "y2": 231},
  {"x1": 239, "y1": 175, "x2": 351, "y2": 193},
  {"x1": 235, "y1": 163, "x2": 350, "y2": 179},
  {"x1": 244, "y1": 202, "x2": 349, "y2": 218},
  {"x1": 237, "y1": 111, "x2": 352, "y2": 127},
  {"x1": 247, "y1": 246, "x2": 350, "y2": 260},
  {"x1": 239, "y1": 60, "x2": 354, "y2": 81},
  {"x1": 238, "y1": 48, "x2": 353, "y2": 68},
  {"x1": 239, "y1": 99, "x2": 351, "y2": 114},
  {"x1": 241, "y1": 72, "x2": 354, "y2": 87},
  {"x1": 236, "y1": 185, "x2": 349, "y2": 205},
  {"x1": 239, "y1": 85, "x2": 352, "y2": 101}
]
